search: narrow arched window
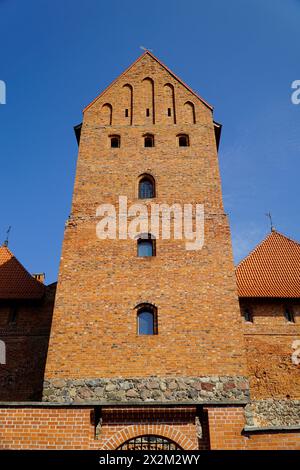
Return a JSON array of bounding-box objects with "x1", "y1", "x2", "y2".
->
[
  {"x1": 110, "y1": 135, "x2": 120, "y2": 148},
  {"x1": 243, "y1": 307, "x2": 253, "y2": 322},
  {"x1": 144, "y1": 134, "x2": 154, "y2": 147},
  {"x1": 137, "y1": 234, "x2": 155, "y2": 257},
  {"x1": 284, "y1": 306, "x2": 295, "y2": 323},
  {"x1": 138, "y1": 175, "x2": 155, "y2": 199},
  {"x1": 8, "y1": 305, "x2": 18, "y2": 325},
  {"x1": 178, "y1": 134, "x2": 189, "y2": 147},
  {"x1": 137, "y1": 304, "x2": 157, "y2": 335}
]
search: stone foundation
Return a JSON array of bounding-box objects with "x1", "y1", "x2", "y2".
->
[
  {"x1": 245, "y1": 399, "x2": 300, "y2": 427},
  {"x1": 43, "y1": 376, "x2": 249, "y2": 403}
]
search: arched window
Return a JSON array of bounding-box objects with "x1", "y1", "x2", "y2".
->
[
  {"x1": 136, "y1": 304, "x2": 157, "y2": 335},
  {"x1": 117, "y1": 435, "x2": 182, "y2": 450},
  {"x1": 101, "y1": 103, "x2": 113, "y2": 126},
  {"x1": 178, "y1": 134, "x2": 189, "y2": 147},
  {"x1": 284, "y1": 306, "x2": 295, "y2": 323},
  {"x1": 137, "y1": 234, "x2": 155, "y2": 257},
  {"x1": 144, "y1": 134, "x2": 154, "y2": 148},
  {"x1": 138, "y1": 174, "x2": 155, "y2": 199},
  {"x1": 243, "y1": 307, "x2": 253, "y2": 322},
  {"x1": 183, "y1": 101, "x2": 196, "y2": 124},
  {"x1": 110, "y1": 135, "x2": 120, "y2": 148}
]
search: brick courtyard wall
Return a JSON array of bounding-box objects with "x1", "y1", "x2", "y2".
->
[
  {"x1": 0, "y1": 406, "x2": 200, "y2": 450},
  {"x1": 0, "y1": 283, "x2": 55, "y2": 401},
  {"x1": 0, "y1": 405, "x2": 299, "y2": 450},
  {"x1": 206, "y1": 406, "x2": 300, "y2": 450},
  {"x1": 240, "y1": 299, "x2": 300, "y2": 400}
]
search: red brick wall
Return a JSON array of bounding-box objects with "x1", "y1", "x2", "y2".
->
[
  {"x1": 45, "y1": 53, "x2": 246, "y2": 381},
  {"x1": 240, "y1": 299, "x2": 300, "y2": 399},
  {"x1": 0, "y1": 283, "x2": 55, "y2": 400},
  {"x1": 98, "y1": 407, "x2": 200, "y2": 450},
  {"x1": 0, "y1": 406, "x2": 199, "y2": 450},
  {"x1": 206, "y1": 406, "x2": 300, "y2": 450},
  {"x1": 0, "y1": 405, "x2": 299, "y2": 450}
]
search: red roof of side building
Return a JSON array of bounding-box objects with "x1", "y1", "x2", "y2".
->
[
  {"x1": 236, "y1": 230, "x2": 300, "y2": 298},
  {"x1": 0, "y1": 245, "x2": 45, "y2": 300}
]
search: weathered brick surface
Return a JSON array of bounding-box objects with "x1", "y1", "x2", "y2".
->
[
  {"x1": 1, "y1": 53, "x2": 299, "y2": 449},
  {"x1": 240, "y1": 299, "x2": 300, "y2": 400},
  {"x1": 206, "y1": 406, "x2": 300, "y2": 450},
  {"x1": 44, "y1": 53, "x2": 247, "y2": 387},
  {"x1": 0, "y1": 406, "x2": 200, "y2": 450},
  {"x1": 0, "y1": 283, "x2": 55, "y2": 400},
  {"x1": 0, "y1": 405, "x2": 299, "y2": 450}
]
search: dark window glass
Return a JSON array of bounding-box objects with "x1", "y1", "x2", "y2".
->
[
  {"x1": 8, "y1": 305, "x2": 18, "y2": 325},
  {"x1": 144, "y1": 135, "x2": 154, "y2": 147},
  {"x1": 146, "y1": 108, "x2": 150, "y2": 117},
  {"x1": 284, "y1": 307, "x2": 295, "y2": 323},
  {"x1": 178, "y1": 135, "x2": 189, "y2": 147},
  {"x1": 138, "y1": 239, "x2": 154, "y2": 257},
  {"x1": 138, "y1": 310, "x2": 154, "y2": 335},
  {"x1": 244, "y1": 308, "x2": 252, "y2": 322},
  {"x1": 125, "y1": 109, "x2": 129, "y2": 117},
  {"x1": 139, "y1": 177, "x2": 154, "y2": 199},
  {"x1": 168, "y1": 108, "x2": 171, "y2": 116},
  {"x1": 111, "y1": 136, "x2": 120, "y2": 148}
]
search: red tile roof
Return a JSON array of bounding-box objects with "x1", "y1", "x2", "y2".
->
[
  {"x1": 0, "y1": 245, "x2": 45, "y2": 300},
  {"x1": 236, "y1": 230, "x2": 300, "y2": 298}
]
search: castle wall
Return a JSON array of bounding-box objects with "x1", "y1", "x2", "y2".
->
[{"x1": 44, "y1": 54, "x2": 247, "y2": 402}]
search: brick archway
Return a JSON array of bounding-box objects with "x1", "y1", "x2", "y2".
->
[{"x1": 102, "y1": 424, "x2": 195, "y2": 450}]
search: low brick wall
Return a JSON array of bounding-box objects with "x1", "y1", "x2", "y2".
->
[
  {"x1": 0, "y1": 405, "x2": 199, "y2": 450},
  {"x1": 0, "y1": 404, "x2": 299, "y2": 450},
  {"x1": 206, "y1": 406, "x2": 300, "y2": 450}
]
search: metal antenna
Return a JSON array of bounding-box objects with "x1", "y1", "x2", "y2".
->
[
  {"x1": 3, "y1": 226, "x2": 11, "y2": 246},
  {"x1": 265, "y1": 212, "x2": 274, "y2": 232},
  {"x1": 140, "y1": 46, "x2": 153, "y2": 52}
]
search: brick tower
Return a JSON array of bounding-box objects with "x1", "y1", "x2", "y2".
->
[{"x1": 43, "y1": 52, "x2": 249, "y2": 449}]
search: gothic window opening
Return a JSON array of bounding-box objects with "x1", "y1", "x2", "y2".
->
[
  {"x1": 110, "y1": 135, "x2": 120, "y2": 148},
  {"x1": 136, "y1": 304, "x2": 157, "y2": 335},
  {"x1": 138, "y1": 175, "x2": 155, "y2": 199},
  {"x1": 8, "y1": 305, "x2": 18, "y2": 325},
  {"x1": 137, "y1": 234, "x2": 155, "y2": 257},
  {"x1": 243, "y1": 308, "x2": 253, "y2": 322},
  {"x1": 178, "y1": 134, "x2": 189, "y2": 147},
  {"x1": 144, "y1": 134, "x2": 154, "y2": 148},
  {"x1": 117, "y1": 435, "x2": 182, "y2": 450},
  {"x1": 284, "y1": 307, "x2": 295, "y2": 323}
]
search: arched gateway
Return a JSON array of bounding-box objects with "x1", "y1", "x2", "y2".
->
[{"x1": 117, "y1": 435, "x2": 182, "y2": 450}]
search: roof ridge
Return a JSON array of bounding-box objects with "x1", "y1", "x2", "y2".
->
[
  {"x1": 0, "y1": 245, "x2": 45, "y2": 299},
  {"x1": 236, "y1": 229, "x2": 300, "y2": 271},
  {"x1": 270, "y1": 229, "x2": 300, "y2": 246},
  {"x1": 83, "y1": 51, "x2": 213, "y2": 113},
  {"x1": 236, "y1": 231, "x2": 274, "y2": 270},
  {"x1": 236, "y1": 229, "x2": 300, "y2": 298}
]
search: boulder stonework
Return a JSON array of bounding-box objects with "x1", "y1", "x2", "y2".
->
[
  {"x1": 42, "y1": 376, "x2": 249, "y2": 403},
  {"x1": 245, "y1": 399, "x2": 300, "y2": 428}
]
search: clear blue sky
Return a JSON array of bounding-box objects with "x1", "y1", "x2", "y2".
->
[{"x1": 1, "y1": 0, "x2": 299, "y2": 284}]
